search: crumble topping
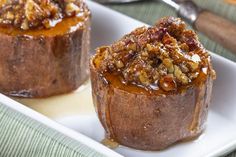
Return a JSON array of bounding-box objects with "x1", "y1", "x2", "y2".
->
[
  {"x1": 93, "y1": 17, "x2": 215, "y2": 92},
  {"x1": 0, "y1": 0, "x2": 89, "y2": 30}
]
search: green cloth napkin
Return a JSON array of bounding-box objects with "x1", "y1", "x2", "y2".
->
[
  {"x1": 107, "y1": 0, "x2": 236, "y2": 62},
  {"x1": 106, "y1": 0, "x2": 236, "y2": 156},
  {"x1": 0, "y1": 104, "x2": 106, "y2": 157}
]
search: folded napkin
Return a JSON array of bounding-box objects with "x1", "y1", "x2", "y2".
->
[{"x1": 0, "y1": 103, "x2": 107, "y2": 157}]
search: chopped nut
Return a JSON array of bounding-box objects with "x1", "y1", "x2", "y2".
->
[
  {"x1": 179, "y1": 74, "x2": 189, "y2": 84},
  {"x1": 180, "y1": 63, "x2": 189, "y2": 73},
  {"x1": 115, "y1": 60, "x2": 124, "y2": 69},
  {"x1": 25, "y1": 0, "x2": 42, "y2": 21},
  {"x1": 157, "y1": 64, "x2": 168, "y2": 76},
  {"x1": 146, "y1": 43, "x2": 159, "y2": 52},
  {"x1": 112, "y1": 41, "x2": 126, "y2": 52},
  {"x1": 174, "y1": 65, "x2": 182, "y2": 78},
  {"x1": 65, "y1": 2, "x2": 80, "y2": 16},
  {"x1": 188, "y1": 61, "x2": 199, "y2": 71},
  {"x1": 131, "y1": 26, "x2": 147, "y2": 36},
  {"x1": 174, "y1": 65, "x2": 189, "y2": 84},
  {"x1": 21, "y1": 19, "x2": 29, "y2": 30},
  {"x1": 163, "y1": 58, "x2": 172, "y2": 68},
  {"x1": 94, "y1": 17, "x2": 213, "y2": 92},
  {"x1": 168, "y1": 65, "x2": 174, "y2": 73},
  {"x1": 159, "y1": 74, "x2": 177, "y2": 91},
  {"x1": 163, "y1": 58, "x2": 174, "y2": 73},
  {"x1": 6, "y1": 12, "x2": 14, "y2": 20},
  {"x1": 180, "y1": 43, "x2": 189, "y2": 52},
  {"x1": 0, "y1": 0, "x2": 7, "y2": 7},
  {"x1": 127, "y1": 43, "x2": 137, "y2": 51},
  {"x1": 0, "y1": 0, "x2": 86, "y2": 30},
  {"x1": 141, "y1": 51, "x2": 148, "y2": 57},
  {"x1": 161, "y1": 50, "x2": 169, "y2": 58},
  {"x1": 139, "y1": 71, "x2": 150, "y2": 85},
  {"x1": 152, "y1": 71, "x2": 160, "y2": 80}
]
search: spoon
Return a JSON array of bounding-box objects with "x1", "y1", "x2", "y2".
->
[{"x1": 92, "y1": 0, "x2": 236, "y2": 55}]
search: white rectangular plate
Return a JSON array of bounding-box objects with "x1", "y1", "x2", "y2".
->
[{"x1": 16, "y1": 1, "x2": 236, "y2": 157}]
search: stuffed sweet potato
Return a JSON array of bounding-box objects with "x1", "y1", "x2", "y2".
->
[
  {"x1": 90, "y1": 17, "x2": 216, "y2": 150},
  {"x1": 0, "y1": 0, "x2": 91, "y2": 97}
]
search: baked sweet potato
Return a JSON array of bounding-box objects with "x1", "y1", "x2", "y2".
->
[
  {"x1": 90, "y1": 17, "x2": 216, "y2": 150},
  {"x1": 0, "y1": 2, "x2": 91, "y2": 98}
]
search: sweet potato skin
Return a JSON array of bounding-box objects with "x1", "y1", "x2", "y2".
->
[
  {"x1": 90, "y1": 62, "x2": 213, "y2": 150},
  {"x1": 0, "y1": 17, "x2": 90, "y2": 98}
]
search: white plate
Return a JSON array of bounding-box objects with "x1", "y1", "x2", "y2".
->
[{"x1": 17, "y1": 1, "x2": 236, "y2": 157}]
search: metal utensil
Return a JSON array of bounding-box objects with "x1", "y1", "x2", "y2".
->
[{"x1": 92, "y1": 0, "x2": 236, "y2": 54}]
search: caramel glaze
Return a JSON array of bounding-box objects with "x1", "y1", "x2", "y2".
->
[
  {"x1": 102, "y1": 69, "x2": 208, "y2": 96},
  {"x1": 90, "y1": 59, "x2": 214, "y2": 150},
  {"x1": 95, "y1": 60, "x2": 210, "y2": 132},
  {"x1": 0, "y1": 16, "x2": 88, "y2": 37}
]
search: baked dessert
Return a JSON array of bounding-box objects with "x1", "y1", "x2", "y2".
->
[
  {"x1": 0, "y1": 0, "x2": 90, "y2": 97},
  {"x1": 90, "y1": 17, "x2": 216, "y2": 150}
]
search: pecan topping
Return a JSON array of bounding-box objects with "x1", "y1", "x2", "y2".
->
[
  {"x1": 93, "y1": 17, "x2": 215, "y2": 92},
  {"x1": 0, "y1": 0, "x2": 89, "y2": 30}
]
